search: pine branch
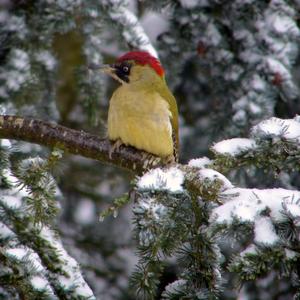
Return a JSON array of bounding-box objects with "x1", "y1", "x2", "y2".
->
[
  {"x1": 102, "y1": 0, "x2": 158, "y2": 57},
  {"x1": 0, "y1": 115, "x2": 165, "y2": 174},
  {"x1": 211, "y1": 117, "x2": 300, "y2": 174},
  {"x1": 0, "y1": 201, "x2": 95, "y2": 299}
]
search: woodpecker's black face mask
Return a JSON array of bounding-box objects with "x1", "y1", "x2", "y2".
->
[{"x1": 112, "y1": 62, "x2": 132, "y2": 83}]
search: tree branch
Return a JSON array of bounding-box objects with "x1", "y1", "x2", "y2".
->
[{"x1": 0, "y1": 115, "x2": 164, "y2": 174}]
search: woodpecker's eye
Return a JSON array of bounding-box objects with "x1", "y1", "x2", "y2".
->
[
  {"x1": 114, "y1": 62, "x2": 131, "y2": 83},
  {"x1": 122, "y1": 66, "x2": 129, "y2": 73}
]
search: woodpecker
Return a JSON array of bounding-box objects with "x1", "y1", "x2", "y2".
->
[{"x1": 94, "y1": 51, "x2": 179, "y2": 161}]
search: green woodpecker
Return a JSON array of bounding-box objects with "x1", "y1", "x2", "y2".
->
[{"x1": 98, "y1": 51, "x2": 179, "y2": 161}]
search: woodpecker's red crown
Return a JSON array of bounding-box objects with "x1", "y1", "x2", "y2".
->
[{"x1": 116, "y1": 51, "x2": 164, "y2": 77}]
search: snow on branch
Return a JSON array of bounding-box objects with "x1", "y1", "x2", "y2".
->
[
  {"x1": 133, "y1": 154, "x2": 300, "y2": 296},
  {"x1": 210, "y1": 184, "x2": 300, "y2": 281},
  {"x1": 0, "y1": 158, "x2": 95, "y2": 299},
  {"x1": 102, "y1": 0, "x2": 158, "y2": 57},
  {"x1": 0, "y1": 246, "x2": 55, "y2": 298},
  {"x1": 252, "y1": 117, "x2": 300, "y2": 142},
  {"x1": 212, "y1": 138, "x2": 257, "y2": 156},
  {"x1": 2, "y1": 111, "x2": 300, "y2": 297},
  {"x1": 211, "y1": 116, "x2": 300, "y2": 173},
  {"x1": 1, "y1": 114, "x2": 300, "y2": 194},
  {"x1": 212, "y1": 187, "x2": 300, "y2": 229},
  {"x1": 137, "y1": 167, "x2": 185, "y2": 193},
  {"x1": 2, "y1": 114, "x2": 300, "y2": 196}
]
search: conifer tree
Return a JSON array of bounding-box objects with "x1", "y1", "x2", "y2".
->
[{"x1": 0, "y1": 0, "x2": 299, "y2": 299}]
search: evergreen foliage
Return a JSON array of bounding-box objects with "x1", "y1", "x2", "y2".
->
[
  {"x1": 156, "y1": 0, "x2": 300, "y2": 160},
  {"x1": 0, "y1": 0, "x2": 299, "y2": 299}
]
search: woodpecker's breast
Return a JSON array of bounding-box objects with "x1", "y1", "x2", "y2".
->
[{"x1": 108, "y1": 85, "x2": 173, "y2": 157}]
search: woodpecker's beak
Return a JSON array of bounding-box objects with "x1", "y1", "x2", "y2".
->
[
  {"x1": 88, "y1": 63, "x2": 125, "y2": 84},
  {"x1": 88, "y1": 64, "x2": 116, "y2": 75}
]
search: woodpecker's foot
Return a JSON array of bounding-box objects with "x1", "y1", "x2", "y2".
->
[
  {"x1": 141, "y1": 152, "x2": 161, "y2": 169},
  {"x1": 163, "y1": 154, "x2": 176, "y2": 165},
  {"x1": 109, "y1": 139, "x2": 123, "y2": 159}
]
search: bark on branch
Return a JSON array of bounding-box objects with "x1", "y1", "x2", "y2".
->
[{"x1": 0, "y1": 115, "x2": 165, "y2": 174}]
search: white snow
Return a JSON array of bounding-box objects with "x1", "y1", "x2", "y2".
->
[
  {"x1": 232, "y1": 110, "x2": 247, "y2": 125},
  {"x1": 39, "y1": 227, "x2": 95, "y2": 298},
  {"x1": 2, "y1": 48, "x2": 31, "y2": 94},
  {"x1": 188, "y1": 157, "x2": 212, "y2": 168},
  {"x1": 137, "y1": 167, "x2": 184, "y2": 193},
  {"x1": 268, "y1": 14, "x2": 300, "y2": 37},
  {"x1": 141, "y1": 12, "x2": 169, "y2": 43},
  {"x1": 249, "y1": 102, "x2": 262, "y2": 115},
  {"x1": 31, "y1": 276, "x2": 49, "y2": 290},
  {"x1": 164, "y1": 279, "x2": 187, "y2": 294},
  {"x1": 234, "y1": 96, "x2": 247, "y2": 110},
  {"x1": 254, "y1": 217, "x2": 279, "y2": 245},
  {"x1": 1, "y1": 195, "x2": 22, "y2": 209},
  {"x1": 212, "y1": 138, "x2": 257, "y2": 156},
  {"x1": 215, "y1": 49, "x2": 233, "y2": 63},
  {"x1": 250, "y1": 74, "x2": 266, "y2": 91},
  {"x1": 224, "y1": 64, "x2": 244, "y2": 81},
  {"x1": 28, "y1": 251, "x2": 44, "y2": 272},
  {"x1": 107, "y1": 3, "x2": 158, "y2": 58},
  {"x1": 285, "y1": 248, "x2": 297, "y2": 259},
  {"x1": 198, "y1": 169, "x2": 233, "y2": 190},
  {"x1": 55, "y1": 0, "x2": 82, "y2": 10},
  {"x1": 257, "y1": 9, "x2": 298, "y2": 68},
  {"x1": 18, "y1": 157, "x2": 44, "y2": 171},
  {"x1": 74, "y1": 199, "x2": 95, "y2": 225},
  {"x1": 179, "y1": 0, "x2": 199, "y2": 8},
  {"x1": 255, "y1": 6, "x2": 300, "y2": 59},
  {"x1": 239, "y1": 50, "x2": 261, "y2": 64},
  {"x1": 0, "y1": 11, "x2": 9, "y2": 23},
  {"x1": 252, "y1": 117, "x2": 300, "y2": 142},
  {"x1": 11, "y1": 16, "x2": 28, "y2": 39},
  {"x1": 6, "y1": 247, "x2": 46, "y2": 273},
  {"x1": 134, "y1": 197, "x2": 167, "y2": 222},
  {"x1": 234, "y1": 28, "x2": 255, "y2": 45},
  {"x1": 240, "y1": 244, "x2": 257, "y2": 256},
  {"x1": 35, "y1": 51, "x2": 56, "y2": 71},
  {"x1": 10, "y1": 49, "x2": 29, "y2": 70},
  {"x1": 264, "y1": 57, "x2": 290, "y2": 79},
  {"x1": 2, "y1": 168, "x2": 30, "y2": 199},
  {"x1": 0, "y1": 87, "x2": 8, "y2": 98},
  {"x1": 0, "y1": 222, "x2": 14, "y2": 238},
  {"x1": 212, "y1": 187, "x2": 300, "y2": 224},
  {"x1": 1, "y1": 139, "x2": 11, "y2": 148},
  {"x1": 86, "y1": 8, "x2": 99, "y2": 18},
  {"x1": 6, "y1": 71, "x2": 27, "y2": 91},
  {"x1": 205, "y1": 23, "x2": 222, "y2": 46},
  {"x1": 284, "y1": 203, "x2": 300, "y2": 219},
  {"x1": 5, "y1": 247, "x2": 27, "y2": 259}
]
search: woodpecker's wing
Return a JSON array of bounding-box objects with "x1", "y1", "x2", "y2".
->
[
  {"x1": 157, "y1": 79, "x2": 179, "y2": 157},
  {"x1": 108, "y1": 85, "x2": 174, "y2": 158}
]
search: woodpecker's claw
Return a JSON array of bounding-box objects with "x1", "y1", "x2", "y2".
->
[
  {"x1": 140, "y1": 152, "x2": 163, "y2": 169},
  {"x1": 109, "y1": 139, "x2": 123, "y2": 159},
  {"x1": 163, "y1": 154, "x2": 176, "y2": 165}
]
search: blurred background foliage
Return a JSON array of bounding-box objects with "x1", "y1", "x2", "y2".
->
[{"x1": 0, "y1": 0, "x2": 299, "y2": 299}]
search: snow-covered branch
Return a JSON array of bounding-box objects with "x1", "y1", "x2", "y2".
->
[
  {"x1": 133, "y1": 154, "x2": 300, "y2": 297},
  {"x1": 101, "y1": 0, "x2": 158, "y2": 57},
  {"x1": 0, "y1": 145, "x2": 95, "y2": 299},
  {"x1": 1, "y1": 111, "x2": 300, "y2": 298},
  {"x1": 212, "y1": 116, "x2": 300, "y2": 173}
]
